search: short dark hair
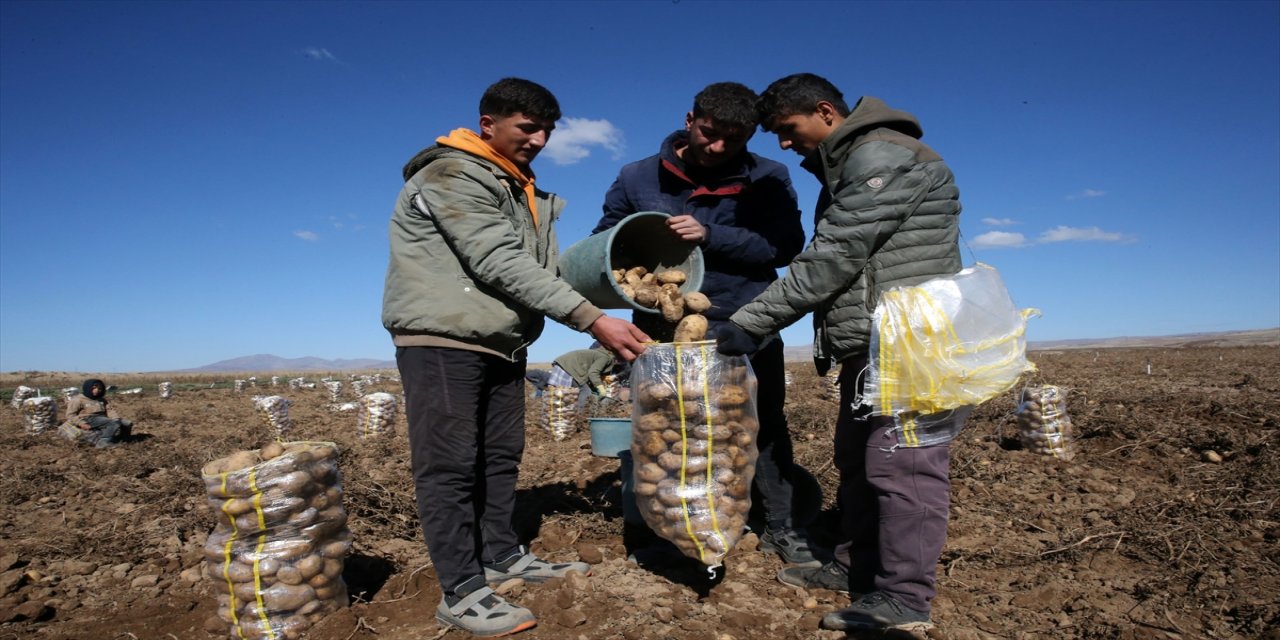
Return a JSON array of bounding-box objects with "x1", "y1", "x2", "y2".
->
[
  {"x1": 758, "y1": 73, "x2": 850, "y2": 130},
  {"x1": 691, "y1": 82, "x2": 760, "y2": 130},
  {"x1": 479, "y1": 77, "x2": 561, "y2": 122}
]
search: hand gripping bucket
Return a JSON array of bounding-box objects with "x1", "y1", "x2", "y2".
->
[{"x1": 560, "y1": 212, "x2": 705, "y2": 313}]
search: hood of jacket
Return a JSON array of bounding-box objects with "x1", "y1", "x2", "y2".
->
[
  {"x1": 802, "y1": 96, "x2": 923, "y2": 178},
  {"x1": 402, "y1": 129, "x2": 542, "y2": 227},
  {"x1": 82, "y1": 378, "x2": 106, "y2": 401}
]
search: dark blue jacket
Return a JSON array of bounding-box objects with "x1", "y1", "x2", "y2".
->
[{"x1": 595, "y1": 131, "x2": 804, "y2": 325}]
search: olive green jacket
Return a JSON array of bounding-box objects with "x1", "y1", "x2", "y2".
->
[
  {"x1": 552, "y1": 349, "x2": 615, "y2": 389},
  {"x1": 382, "y1": 145, "x2": 603, "y2": 361},
  {"x1": 730, "y1": 97, "x2": 962, "y2": 366}
]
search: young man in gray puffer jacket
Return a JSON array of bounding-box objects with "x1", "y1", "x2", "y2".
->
[{"x1": 717, "y1": 73, "x2": 963, "y2": 635}]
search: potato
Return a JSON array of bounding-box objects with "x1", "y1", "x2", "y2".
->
[
  {"x1": 620, "y1": 283, "x2": 636, "y2": 298},
  {"x1": 659, "y1": 290, "x2": 685, "y2": 323},
  {"x1": 656, "y1": 269, "x2": 687, "y2": 285},
  {"x1": 612, "y1": 268, "x2": 626, "y2": 284},
  {"x1": 261, "y1": 582, "x2": 316, "y2": 612},
  {"x1": 633, "y1": 286, "x2": 660, "y2": 308},
  {"x1": 683, "y1": 292, "x2": 711, "y2": 313},
  {"x1": 673, "y1": 314, "x2": 708, "y2": 342},
  {"x1": 625, "y1": 266, "x2": 648, "y2": 280},
  {"x1": 260, "y1": 441, "x2": 285, "y2": 460}
]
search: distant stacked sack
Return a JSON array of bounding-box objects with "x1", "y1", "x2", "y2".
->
[
  {"x1": 1016, "y1": 385, "x2": 1076, "y2": 461},
  {"x1": 253, "y1": 396, "x2": 293, "y2": 438},
  {"x1": 323, "y1": 381, "x2": 343, "y2": 404},
  {"x1": 630, "y1": 343, "x2": 759, "y2": 569},
  {"x1": 159, "y1": 381, "x2": 173, "y2": 399},
  {"x1": 356, "y1": 393, "x2": 397, "y2": 437},
  {"x1": 201, "y1": 441, "x2": 351, "y2": 640},
  {"x1": 21, "y1": 396, "x2": 58, "y2": 434},
  {"x1": 10, "y1": 385, "x2": 35, "y2": 409}
]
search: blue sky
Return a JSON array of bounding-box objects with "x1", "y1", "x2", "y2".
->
[{"x1": 1, "y1": 0, "x2": 1277, "y2": 373}]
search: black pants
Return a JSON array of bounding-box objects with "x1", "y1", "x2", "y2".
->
[
  {"x1": 748, "y1": 336, "x2": 800, "y2": 529},
  {"x1": 397, "y1": 346, "x2": 526, "y2": 593},
  {"x1": 832, "y1": 354, "x2": 953, "y2": 613}
]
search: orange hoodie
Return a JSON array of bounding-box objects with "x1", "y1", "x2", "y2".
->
[{"x1": 436, "y1": 128, "x2": 539, "y2": 227}]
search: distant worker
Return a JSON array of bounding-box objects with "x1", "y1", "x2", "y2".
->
[
  {"x1": 548, "y1": 347, "x2": 622, "y2": 408},
  {"x1": 58, "y1": 379, "x2": 133, "y2": 448}
]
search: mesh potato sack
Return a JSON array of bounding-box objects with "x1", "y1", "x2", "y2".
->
[
  {"x1": 541, "y1": 387, "x2": 579, "y2": 441},
  {"x1": 323, "y1": 381, "x2": 343, "y2": 404},
  {"x1": 630, "y1": 342, "x2": 759, "y2": 569},
  {"x1": 356, "y1": 392, "x2": 398, "y2": 437},
  {"x1": 253, "y1": 396, "x2": 293, "y2": 438},
  {"x1": 201, "y1": 441, "x2": 351, "y2": 640},
  {"x1": 1017, "y1": 385, "x2": 1076, "y2": 461},
  {"x1": 159, "y1": 381, "x2": 173, "y2": 399},
  {"x1": 21, "y1": 396, "x2": 58, "y2": 434},
  {"x1": 10, "y1": 385, "x2": 35, "y2": 409}
]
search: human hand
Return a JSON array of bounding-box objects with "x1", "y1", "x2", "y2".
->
[
  {"x1": 715, "y1": 323, "x2": 763, "y2": 357},
  {"x1": 587, "y1": 316, "x2": 651, "y2": 362},
  {"x1": 667, "y1": 215, "x2": 707, "y2": 244}
]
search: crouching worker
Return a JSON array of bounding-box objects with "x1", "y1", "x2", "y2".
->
[
  {"x1": 58, "y1": 379, "x2": 133, "y2": 448},
  {"x1": 550, "y1": 347, "x2": 624, "y2": 410}
]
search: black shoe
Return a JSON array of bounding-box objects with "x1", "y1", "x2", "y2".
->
[
  {"x1": 820, "y1": 591, "x2": 933, "y2": 632},
  {"x1": 759, "y1": 527, "x2": 821, "y2": 566},
  {"x1": 777, "y1": 560, "x2": 849, "y2": 593}
]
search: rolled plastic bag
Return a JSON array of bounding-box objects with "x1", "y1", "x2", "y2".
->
[
  {"x1": 630, "y1": 342, "x2": 758, "y2": 569},
  {"x1": 865, "y1": 263, "x2": 1038, "y2": 418}
]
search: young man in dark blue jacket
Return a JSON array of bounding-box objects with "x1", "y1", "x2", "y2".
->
[{"x1": 594, "y1": 82, "x2": 821, "y2": 565}]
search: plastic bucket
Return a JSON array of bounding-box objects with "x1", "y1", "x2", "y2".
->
[
  {"x1": 560, "y1": 212, "x2": 705, "y2": 314},
  {"x1": 588, "y1": 417, "x2": 632, "y2": 457}
]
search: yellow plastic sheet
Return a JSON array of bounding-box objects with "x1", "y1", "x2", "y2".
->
[{"x1": 865, "y1": 263, "x2": 1038, "y2": 416}]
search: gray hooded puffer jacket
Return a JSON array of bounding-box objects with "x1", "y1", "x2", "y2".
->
[{"x1": 730, "y1": 96, "x2": 962, "y2": 367}]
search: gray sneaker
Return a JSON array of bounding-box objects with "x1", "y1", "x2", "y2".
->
[
  {"x1": 759, "y1": 527, "x2": 821, "y2": 566},
  {"x1": 820, "y1": 591, "x2": 933, "y2": 632},
  {"x1": 777, "y1": 560, "x2": 850, "y2": 593},
  {"x1": 483, "y1": 547, "x2": 590, "y2": 584},
  {"x1": 436, "y1": 576, "x2": 536, "y2": 637}
]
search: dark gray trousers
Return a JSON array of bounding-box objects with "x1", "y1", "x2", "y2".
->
[
  {"x1": 397, "y1": 346, "x2": 525, "y2": 593},
  {"x1": 832, "y1": 354, "x2": 952, "y2": 613},
  {"x1": 747, "y1": 336, "x2": 799, "y2": 529}
]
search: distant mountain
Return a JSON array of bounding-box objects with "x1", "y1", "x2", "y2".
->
[
  {"x1": 185, "y1": 354, "x2": 396, "y2": 373},
  {"x1": 781, "y1": 327, "x2": 1278, "y2": 363},
  {"x1": 189, "y1": 328, "x2": 1278, "y2": 371}
]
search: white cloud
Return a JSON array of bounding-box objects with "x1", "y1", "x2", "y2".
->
[
  {"x1": 293, "y1": 230, "x2": 319, "y2": 242},
  {"x1": 1066, "y1": 188, "x2": 1107, "y2": 200},
  {"x1": 981, "y1": 217, "x2": 1017, "y2": 226},
  {"x1": 1037, "y1": 225, "x2": 1133, "y2": 243},
  {"x1": 542, "y1": 117, "x2": 625, "y2": 165},
  {"x1": 971, "y1": 231, "x2": 1027, "y2": 249},
  {"x1": 301, "y1": 47, "x2": 339, "y2": 62}
]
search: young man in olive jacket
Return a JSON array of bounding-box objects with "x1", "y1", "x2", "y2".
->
[
  {"x1": 716, "y1": 73, "x2": 963, "y2": 634},
  {"x1": 594, "y1": 82, "x2": 823, "y2": 566},
  {"x1": 383, "y1": 77, "x2": 650, "y2": 637}
]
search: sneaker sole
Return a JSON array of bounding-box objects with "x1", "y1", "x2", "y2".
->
[{"x1": 436, "y1": 614, "x2": 537, "y2": 637}]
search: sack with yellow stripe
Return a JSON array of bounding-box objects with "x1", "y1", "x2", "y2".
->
[
  {"x1": 864, "y1": 263, "x2": 1038, "y2": 447},
  {"x1": 630, "y1": 341, "x2": 758, "y2": 569},
  {"x1": 200, "y1": 441, "x2": 351, "y2": 640}
]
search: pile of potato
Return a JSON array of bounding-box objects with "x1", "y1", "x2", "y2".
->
[
  {"x1": 612, "y1": 266, "x2": 712, "y2": 342},
  {"x1": 159, "y1": 381, "x2": 173, "y2": 399},
  {"x1": 10, "y1": 385, "x2": 35, "y2": 410},
  {"x1": 356, "y1": 392, "x2": 397, "y2": 437},
  {"x1": 1016, "y1": 385, "x2": 1075, "y2": 461},
  {"x1": 201, "y1": 441, "x2": 351, "y2": 640},
  {"x1": 541, "y1": 386, "x2": 578, "y2": 441},
  {"x1": 21, "y1": 396, "x2": 57, "y2": 435},
  {"x1": 323, "y1": 381, "x2": 343, "y2": 404},
  {"x1": 629, "y1": 344, "x2": 759, "y2": 568},
  {"x1": 253, "y1": 395, "x2": 293, "y2": 437}
]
